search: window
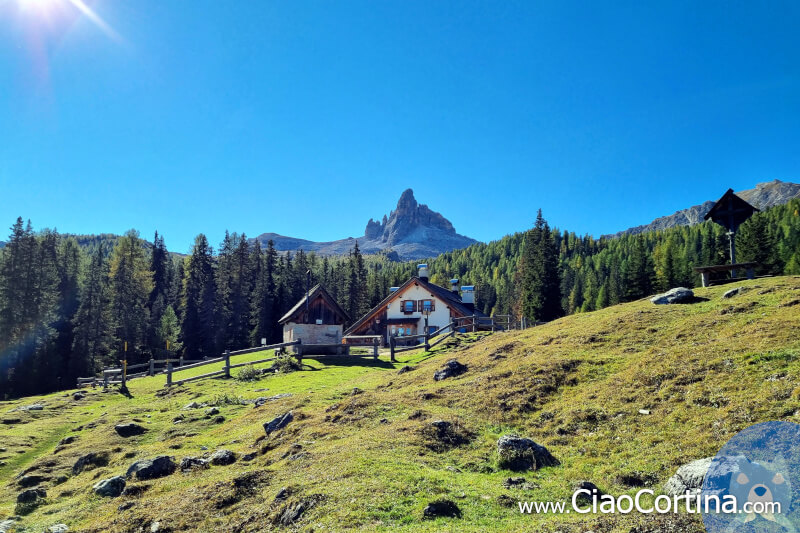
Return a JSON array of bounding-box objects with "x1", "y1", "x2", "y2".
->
[
  {"x1": 402, "y1": 300, "x2": 416, "y2": 313},
  {"x1": 421, "y1": 300, "x2": 435, "y2": 312}
]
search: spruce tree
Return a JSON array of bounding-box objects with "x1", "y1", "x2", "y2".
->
[
  {"x1": 518, "y1": 210, "x2": 562, "y2": 322},
  {"x1": 181, "y1": 234, "x2": 217, "y2": 359}
]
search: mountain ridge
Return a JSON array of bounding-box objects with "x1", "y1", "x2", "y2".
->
[{"x1": 607, "y1": 179, "x2": 800, "y2": 238}]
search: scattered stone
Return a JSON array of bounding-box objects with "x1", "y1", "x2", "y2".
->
[
  {"x1": 18, "y1": 475, "x2": 48, "y2": 488},
  {"x1": 422, "y1": 499, "x2": 461, "y2": 519},
  {"x1": 150, "y1": 521, "x2": 162, "y2": 532},
  {"x1": 72, "y1": 452, "x2": 109, "y2": 475},
  {"x1": 212, "y1": 415, "x2": 225, "y2": 424},
  {"x1": 264, "y1": 411, "x2": 293, "y2": 435},
  {"x1": 58, "y1": 436, "x2": 77, "y2": 446},
  {"x1": 379, "y1": 418, "x2": 389, "y2": 424},
  {"x1": 126, "y1": 456, "x2": 176, "y2": 480},
  {"x1": 664, "y1": 457, "x2": 713, "y2": 496},
  {"x1": 210, "y1": 449, "x2": 237, "y2": 466},
  {"x1": 115, "y1": 423, "x2": 147, "y2": 437},
  {"x1": 446, "y1": 466, "x2": 461, "y2": 473},
  {"x1": 53, "y1": 475, "x2": 68, "y2": 485},
  {"x1": 47, "y1": 525, "x2": 69, "y2": 533},
  {"x1": 723, "y1": 287, "x2": 743, "y2": 299},
  {"x1": 205, "y1": 407, "x2": 220, "y2": 416},
  {"x1": 118, "y1": 502, "x2": 135, "y2": 511},
  {"x1": 650, "y1": 287, "x2": 694, "y2": 305},
  {"x1": 573, "y1": 481, "x2": 603, "y2": 504},
  {"x1": 15, "y1": 403, "x2": 44, "y2": 412},
  {"x1": 241, "y1": 452, "x2": 257, "y2": 462},
  {"x1": 497, "y1": 434, "x2": 559, "y2": 471},
  {"x1": 254, "y1": 388, "x2": 269, "y2": 392},
  {"x1": 274, "y1": 487, "x2": 290, "y2": 502},
  {"x1": 180, "y1": 457, "x2": 209, "y2": 471},
  {"x1": 94, "y1": 476, "x2": 126, "y2": 497},
  {"x1": 172, "y1": 415, "x2": 185, "y2": 423},
  {"x1": 351, "y1": 388, "x2": 363, "y2": 395},
  {"x1": 638, "y1": 409, "x2": 651, "y2": 415},
  {"x1": 433, "y1": 359, "x2": 467, "y2": 381},
  {"x1": 17, "y1": 487, "x2": 47, "y2": 504},
  {"x1": 503, "y1": 477, "x2": 527, "y2": 488},
  {"x1": 183, "y1": 402, "x2": 204, "y2": 410},
  {"x1": 0, "y1": 519, "x2": 16, "y2": 533},
  {"x1": 397, "y1": 365, "x2": 414, "y2": 374}
]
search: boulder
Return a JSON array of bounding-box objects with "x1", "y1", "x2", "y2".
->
[
  {"x1": 497, "y1": 434, "x2": 559, "y2": 471},
  {"x1": 0, "y1": 519, "x2": 16, "y2": 533},
  {"x1": 723, "y1": 287, "x2": 743, "y2": 299},
  {"x1": 422, "y1": 499, "x2": 461, "y2": 519},
  {"x1": 115, "y1": 423, "x2": 147, "y2": 437},
  {"x1": 210, "y1": 449, "x2": 237, "y2": 466},
  {"x1": 17, "y1": 487, "x2": 46, "y2": 503},
  {"x1": 72, "y1": 452, "x2": 109, "y2": 475},
  {"x1": 180, "y1": 457, "x2": 209, "y2": 471},
  {"x1": 573, "y1": 481, "x2": 603, "y2": 504},
  {"x1": 205, "y1": 407, "x2": 219, "y2": 416},
  {"x1": 433, "y1": 359, "x2": 467, "y2": 381},
  {"x1": 183, "y1": 401, "x2": 205, "y2": 410},
  {"x1": 47, "y1": 525, "x2": 69, "y2": 533},
  {"x1": 650, "y1": 287, "x2": 694, "y2": 305},
  {"x1": 94, "y1": 476, "x2": 126, "y2": 497},
  {"x1": 664, "y1": 457, "x2": 712, "y2": 496},
  {"x1": 126, "y1": 456, "x2": 176, "y2": 480},
  {"x1": 397, "y1": 365, "x2": 414, "y2": 374},
  {"x1": 18, "y1": 403, "x2": 44, "y2": 411},
  {"x1": 264, "y1": 412, "x2": 293, "y2": 435}
]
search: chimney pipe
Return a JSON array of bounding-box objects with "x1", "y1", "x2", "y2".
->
[
  {"x1": 450, "y1": 278, "x2": 459, "y2": 297},
  {"x1": 418, "y1": 264, "x2": 429, "y2": 282},
  {"x1": 461, "y1": 285, "x2": 475, "y2": 312}
]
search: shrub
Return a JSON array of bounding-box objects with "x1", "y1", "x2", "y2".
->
[
  {"x1": 236, "y1": 364, "x2": 261, "y2": 382},
  {"x1": 271, "y1": 355, "x2": 302, "y2": 374}
]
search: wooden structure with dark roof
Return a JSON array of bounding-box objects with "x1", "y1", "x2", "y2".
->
[
  {"x1": 279, "y1": 284, "x2": 349, "y2": 345},
  {"x1": 694, "y1": 188, "x2": 760, "y2": 285}
]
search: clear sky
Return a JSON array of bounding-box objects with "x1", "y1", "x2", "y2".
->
[{"x1": 1, "y1": 0, "x2": 799, "y2": 253}]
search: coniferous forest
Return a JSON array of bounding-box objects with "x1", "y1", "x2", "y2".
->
[{"x1": 1, "y1": 198, "x2": 798, "y2": 399}]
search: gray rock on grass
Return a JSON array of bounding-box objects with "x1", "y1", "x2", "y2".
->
[
  {"x1": 94, "y1": 476, "x2": 126, "y2": 497},
  {"x1": 650, "y1": 287, "x2": 694, "y2": 305},
  {"x1": 126, "y1": 456, "x2": 176, "y2": 480},
  {"x1": 264, "y1": 412, "x2": 293, "y2": 435},
  {"x1": 497, "y1": 434, "x2": 559, "y2": 471}
]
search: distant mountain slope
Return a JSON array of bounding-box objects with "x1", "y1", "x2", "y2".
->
[
  {"x1": 252, "y1": 189, "x2": 477, "y2": 260},
  {"x1": 608, "y1": 180, "x2": 800, "y2": 237}
]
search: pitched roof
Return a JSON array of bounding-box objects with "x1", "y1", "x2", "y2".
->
[
  {"x1": 704, "y1": 188, "x2": 759, "y2": 231},
  {"x1": 278, "y1": 284, "x2": 349, "y2": 325},
  {"x1": 344, "y1": 276, "x2": 487, "y2": 335}
]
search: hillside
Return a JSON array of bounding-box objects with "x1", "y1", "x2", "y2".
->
[
  {"x1": 608, "y1": 179, "x2": 800, "y2": 237},
  {"x1": 1, "y1": 277, "x2": 800, "y2": 532},
  {"x1": 251, "y1": 189, "x2": 477, "y2": 260}
]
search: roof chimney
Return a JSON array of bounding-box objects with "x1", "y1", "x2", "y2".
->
[
  {"x1": 461, "y1": 285, "x2": 475, "y2": 312},
  {"x1": 418, "y1": 264, "x2": 429, "y2": 282},
  {"x1": 450, "y1": 278, "x2": 459, "y2": 297}
]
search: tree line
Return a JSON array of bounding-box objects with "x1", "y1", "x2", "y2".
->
[{"x1": 1, "y1": 198, "x2": 798, "y2": 398}]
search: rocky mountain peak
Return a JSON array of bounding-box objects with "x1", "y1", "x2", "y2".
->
[{"x1": 363, "y1": 189, "x2": 458, "y2": 245}]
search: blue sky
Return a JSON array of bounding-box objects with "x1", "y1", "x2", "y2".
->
[{"x1": 1, "y1": 0, "x2": 799, "y2": 253}]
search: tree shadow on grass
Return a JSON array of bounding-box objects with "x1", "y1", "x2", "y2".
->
[{"x1": 299, "y1": 356, "x2": 396, "y2": 370}]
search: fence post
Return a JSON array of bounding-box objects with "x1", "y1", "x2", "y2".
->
[
  {"x1": 472, "y1": 315, "x2": 477, "y2": 333},
  {"x1": 121, "y1": 360, "x2": 127, "y2": 389},
  {"x1": 449, "y1": 319, "x2": 456, "y2": 338},
  {"x1": 103, "y1": 371, "x2": 109, "y2": 389},
  {"x1": 166, "y1": 362, "x2": 173, "y2": 387},
  {"x1": 295, "y1": 340, "x2": 303, "y2": 365},
  {"x1": 149, "y1": 358, "x2": 154, "y2": 376},
  {"x1": 372, "y1": 337, "x2": 379, "y2": 360},
  {"x1": 390, "y1": 336, "x2": 397, "y2": 363},
  {"x1": 223, "y1": 350, "x2": 231, "y2": 378},
  {"x1": 179, "y1": 356, "x2": 184, "y2": 367}
]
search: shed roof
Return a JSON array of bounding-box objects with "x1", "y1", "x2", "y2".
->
[
  {"x1": 704, "y1": 188, "x2": 759, "y2": 231},
  {"x1": 278, "y1": 284, "x2": 349, "y2": 325}
]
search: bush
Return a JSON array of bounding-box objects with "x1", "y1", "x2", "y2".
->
[
  {"x1": 271, "y1": 355, "x2": 302, "y2": 374},
  {"x1": 211, "y1": 393, "x2": 245, "y2": 406},
  {"x1": 236, "y1": 364, "x2": 261, "y2": 382}
]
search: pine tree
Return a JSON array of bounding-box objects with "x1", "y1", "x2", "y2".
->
[
  {"x1": 518, "y1": 210, "x2": 562, "y2": 322},
  {"x1": 181, "y1": 234, "x2": 217, "y2": 359},
  {"x1": 146, "y1": 232, "x2": 171, "y2": 355},
  {"x1": 71, "y1": 244, "x2": 112, "y2": 376},
  {"x1": 108, "y1": 230, "x2": 153, "y2": 364}
]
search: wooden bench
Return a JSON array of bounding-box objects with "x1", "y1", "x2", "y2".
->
[{"x1": 693, "y1": 262, "x2": 757, "y2": 287}]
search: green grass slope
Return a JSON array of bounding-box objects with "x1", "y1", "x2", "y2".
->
[{"x1": 2, "y1": 277, "x2": 800, "y2": 532}]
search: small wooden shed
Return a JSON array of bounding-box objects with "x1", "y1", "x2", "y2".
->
[{"x1": 278, "y1": 284, "x2": 349, "y2": 345}]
